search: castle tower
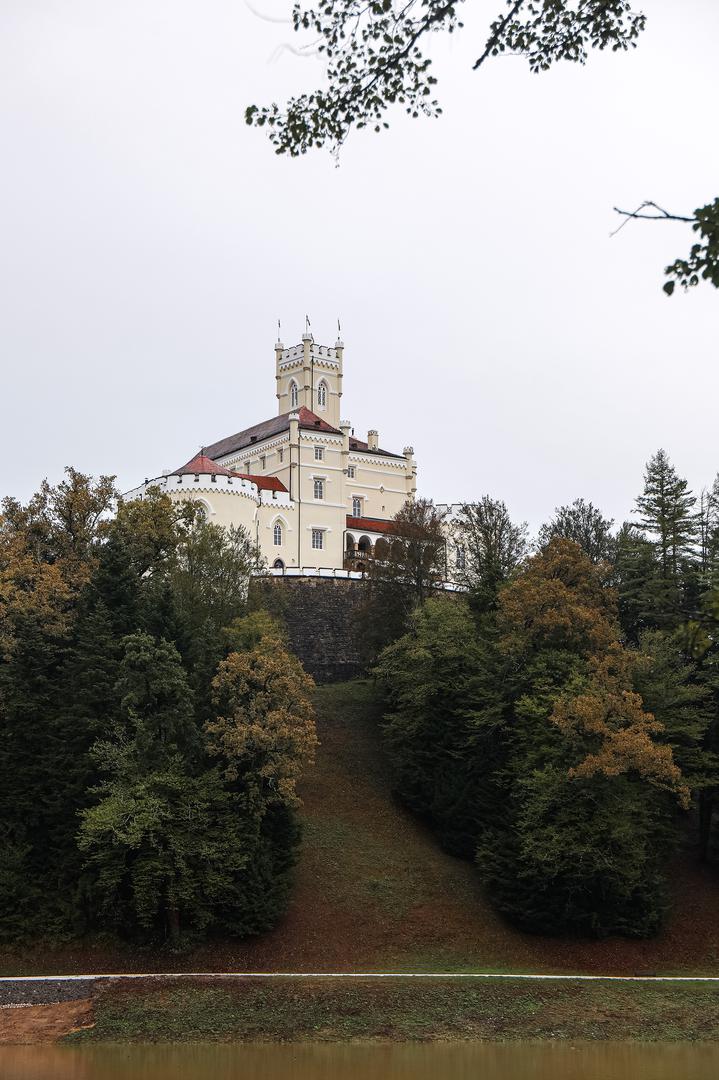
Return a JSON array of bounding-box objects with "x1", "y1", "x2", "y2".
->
[{"x1": 275, "y1": 331, "x2": 344, "y2": 428}]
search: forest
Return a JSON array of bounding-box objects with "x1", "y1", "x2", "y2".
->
[{"x1": 1, "y1": 446, "x2": 718, "y2": 945}]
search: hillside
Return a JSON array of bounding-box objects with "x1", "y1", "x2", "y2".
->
[{"x1": 2, "y1": 679, "x2": 718, "y2": 976}]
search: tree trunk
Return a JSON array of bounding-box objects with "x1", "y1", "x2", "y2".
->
[{"x1": 167, "y1": 904, "x2": 181, "y2": 944}]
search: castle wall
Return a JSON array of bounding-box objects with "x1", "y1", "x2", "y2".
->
[{"x1": 267, "y1": 575, "x2": 367, "y2": 683}]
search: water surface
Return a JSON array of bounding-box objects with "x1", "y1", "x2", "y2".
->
[{"x1": 2, "y1": 1041, "x2": 719, "y2": 1080}]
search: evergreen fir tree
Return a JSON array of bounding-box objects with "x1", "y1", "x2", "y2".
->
[
  {"x1": 632, "y1": 449, "x2": 700, "y2": 627},
  {"x1": 374, "y1": 598, "x2": 509, "y2": 857}
]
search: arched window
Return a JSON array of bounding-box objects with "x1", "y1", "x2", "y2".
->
[
  {"x1": 317, "y1": 380, "x2": 327, "y2": 410},
  {"x1": 289, "y1": 380, "x2": 299, "y2": 409},
  {"x1": 273, "y1": 521, "x2": 283, "y2": 546},
  {"x1": 456, "y1": 544, "x2": 466, "y2": 570},
  {"x1": 273, "y1": 558, "x2": 285, "y2": 570},
  {"x1": 352, "y1": 496, "x2": 362, "y2": 518},
  {"x1": 375, "y1": 538, "x2": 389, "y2": 560}
]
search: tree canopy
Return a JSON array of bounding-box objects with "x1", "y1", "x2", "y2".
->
[{"x1": 246, "y1": 0, "x2": 718, "y2": 293}]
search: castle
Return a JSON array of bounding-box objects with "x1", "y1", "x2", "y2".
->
[{"x1": 128, "y1": 332, "x2": 418, "y2": 573}]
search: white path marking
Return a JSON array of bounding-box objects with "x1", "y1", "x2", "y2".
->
[{"x1": 1, "y1": 972, "x2": 719, "y2": 983}]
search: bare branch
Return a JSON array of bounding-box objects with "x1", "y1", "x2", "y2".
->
[{"x1": 611, "y1": 201, "x2": 695, "y2": 237}]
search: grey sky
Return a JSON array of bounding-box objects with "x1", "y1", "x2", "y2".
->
[{"x1": 1, "y1": 0, "x2": 717, "y2": 533}]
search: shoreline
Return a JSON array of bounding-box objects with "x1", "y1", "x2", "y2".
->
[{"x1": 3, "y1": 974, "x2": 719, "y2": 1046}]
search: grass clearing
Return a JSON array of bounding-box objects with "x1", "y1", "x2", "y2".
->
[{"x1": 70, "y1": 976, "x2": 719, "y2": 1043}]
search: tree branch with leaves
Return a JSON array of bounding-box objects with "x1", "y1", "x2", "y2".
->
[{"x1": 247, "y1": 1, "x2": 718, "y2": 293}]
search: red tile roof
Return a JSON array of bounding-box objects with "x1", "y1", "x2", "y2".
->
[
  {"x1": 348, "y1": 437, "x2": 404, "y2": 459},
  {"x1": 170, "y1": 455, "x2": 287, "y2": 493},
  {"x1": 346, "y1": 515, "x2": 397, "y2": 534},
  {"x1": 204, "y1": 407, "x2": 341, "y2": 461},
  {"x1": 172, "y1": 453, "x2": 235, "y2": 476},
  {"x1": 234, "y1": 473, "x2": 288, "y2": 493},
  {"x1": 204, "y1": 408, "x2": 405, "y2": 461}
]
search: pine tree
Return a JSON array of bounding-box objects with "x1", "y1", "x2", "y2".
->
[{"x1": 632, "y1": 449, "x2": 700, "y2": 628}]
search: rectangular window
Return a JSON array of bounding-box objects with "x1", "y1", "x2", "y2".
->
[
  {"x1": 260, "y1": 455, "x2": 266, "y2": 470},
  {"x1": 313, "y1": 478, "x2": 324, "y2": 500},
  {"x1": 278, "y1": 448, "x2": 284, "y2": 463},
  {"x1": 314, "y1": 446, "x2": 324, "y2": 461},
  {"x1": 352, "y1": 496, "x2": 362, "y2": 518},
  {"x1": 347, "y1": 465, "x2": 355, "y2": 478},
  {"x1": 244, "y1": 461, "x2": 250, "y2": 473},
  {"x1": 311, "y1": 529, "x2": 324, "y2": 550}
]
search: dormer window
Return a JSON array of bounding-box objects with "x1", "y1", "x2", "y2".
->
[
  {"x1": 317, "y1": 380, "x2": 327, "y2": 410},
  {"x1": 289, "y1": 380, "x2": 299, "y2": 409}
]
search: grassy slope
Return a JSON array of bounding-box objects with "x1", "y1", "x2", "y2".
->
[
  {"x1": 3, "y1": 679, "x2": 719, "y2": 976},
  {"x1": 244, "y1": 679, "x2": 719, "y2": 976},
  {"x1": 74, "y1": 977, "x2": 719, "y2": 1043}
]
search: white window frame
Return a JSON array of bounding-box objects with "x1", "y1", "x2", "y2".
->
[
  {"x1": 314, "y1": 445, "x2": 324, "y2": 461},
  {"x1": 347, "y1": 465, "x2": 355, "y2": 479},
  {"x1": 313, "y1": 478, "x2": 325, "y2": 500},
  {"x1": 289, "y1": 380, "x2": 299, "y2": 409},
  {"x1": 311, "y1": 528, "x2": 324, "y2": 550},
  {"x1": 352, "y1": 496, "x2": 362, "y2": 518},
  {"x1": 273, "y1": 522, "x2": 283, "y2": 546},
  {"x1": 317, "y1": 381, "x2": 327, "y2": 410}
]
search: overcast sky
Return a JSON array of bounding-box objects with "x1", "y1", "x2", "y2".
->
[{"x1": 1, "y1": 1, "x2": 717, "y2": 533}]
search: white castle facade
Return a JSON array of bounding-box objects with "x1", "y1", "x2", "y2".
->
[{"x1": 128, "y1": 333, "x2": 418, "y2": 573}]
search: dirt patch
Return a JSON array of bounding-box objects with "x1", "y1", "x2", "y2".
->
[{"x1": 0, "y1": 999, "x2": 94, "y2": 1044}]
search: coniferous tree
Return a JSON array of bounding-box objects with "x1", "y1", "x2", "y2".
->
[
  {"x1": 698, "y1": 475, "x2": 719, "y2": 587},
  {"x1": 374, "y1": 597, "x2": 508, "y2": 857},
  {"x1": 79, "y1": 634, "x2": 232, "y2": 942},
  {"x1": 630, "y1": 449, "x2": 700, "y2": 628},
  {"x1": 0, "y1": 470, "x2": 116, "y2": 939}
]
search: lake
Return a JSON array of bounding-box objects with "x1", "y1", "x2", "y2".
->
[{"x1": 2, "y1": 1041, "x2": 719, "y2": 1079}]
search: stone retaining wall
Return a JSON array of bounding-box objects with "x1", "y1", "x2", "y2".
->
[{"x1": 268, "y1": 576, "x2": 367, "y2": 683}]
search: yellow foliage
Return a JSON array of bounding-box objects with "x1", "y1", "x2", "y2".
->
[
  {"x1": 552, "y1": 646, "x2": 690, "y2": 808},
  {"x1": 498, "y1": 538, "x2": 617, "y2": 657},
  {"x1": 207, "y1": 638, "x2": 318, "y2": 808}
]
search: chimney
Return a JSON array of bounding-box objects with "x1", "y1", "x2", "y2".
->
[{"x1": 367, "y1": 429, "x2": 379, "y2": 451}]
